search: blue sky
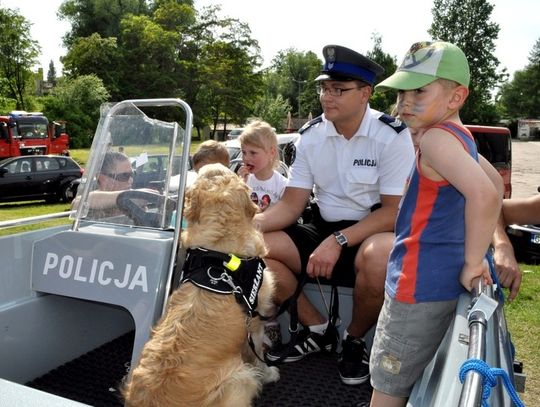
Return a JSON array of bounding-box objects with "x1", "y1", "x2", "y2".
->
[{"x1": 2, "y1": 0, "x2": 538, "y2": 80}]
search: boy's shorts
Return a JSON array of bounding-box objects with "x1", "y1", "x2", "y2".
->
[{"x1": 370, "y1": 293, "x2": 457, "y2": 397}]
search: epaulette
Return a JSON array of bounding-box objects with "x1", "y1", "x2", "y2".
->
[
  {"x1": 299, "y1": 115, "x2": 323, "y2": 135},
  {"x1": 378, "y1": 114, "x2": 407, "y2": 133}
]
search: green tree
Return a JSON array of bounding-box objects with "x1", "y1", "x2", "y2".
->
[
  {"x1": 61, "y1": 33, "x2": 123, "y2": 99},
  {"x1": 178, "y1": 6, "x2": 263, "y2": 137},
  {"x1": 368, "y1": 33, "x2": 398, "y2": 113},
  {"x1": 118, "y1": 14, "x2": 179, "y2": 100},
  {"x1": 58, "y1": 0, "x2": 149, "y2": 47},
  {"x1": 428, "y1": 0, "x2": 506, "y2": 124},
  {"x1": 498, "y1": 38, "x2": 540, "y2": 119},
  {"x1": 0, "y1": 7, "x2": 40, "y2": 110},
  {"x1": 269, "y1": 49, "x2": 322, "y2": 118},
  {"x1": 201, "y1": 38, "x2": 263, "y2": 137},
  {"x1": 253, "y1": 94, "x2": 291, "y2": 132},
  {"x1": 42, "y1": 74, "x2": 110, "y2": 147},
  {"x1": 47, "y1": 60, "x2": 57, "y2": 86},
  {"x1": 60, "y1": 2, "x2": 263, "y2": 138}
]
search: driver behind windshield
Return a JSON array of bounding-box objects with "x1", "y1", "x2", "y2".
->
[{"x1": 72, "y1": 151, "x2": 138, "y2": 219}]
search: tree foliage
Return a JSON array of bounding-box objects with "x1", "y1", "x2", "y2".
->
[
  {"x1": 253, "y1": 93, "x2": 291, "y2": 132},
  {"x1": 428, "y1": 0, "x2": 506, "y2": 124},
  {"x1": 60, "y1": 1, "x2": 263, "y2": 138},
  {"x1": 42, "y1": 75, "x2": 110, "y2": 147},
  {"x1": 268, "y1": 49, "x2": 322, "y2": 118},
  {"x1": 498, "y1": 38, "x2": 540, "y2": 119},
  {"x1": 368, "y1": 33, "x2": 398, "y2": 114},
  {"x1": 58, "y1": 0, "x2": 150, "y2": 47},
  {"x1": 47, "y1": 60, "x2": 57, "y2": 86},
  {"x1": 0, "y1": 7, "x2": 40, "y2": 110}
]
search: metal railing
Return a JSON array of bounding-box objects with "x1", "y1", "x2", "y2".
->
[
  {"x1": 458, "y1": 277, "x2": 491, "y2": 407},
  {"x1": 0, "y1": 211, "x2": 74, "y2": 229}
]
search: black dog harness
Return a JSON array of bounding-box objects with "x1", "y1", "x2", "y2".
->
[{"x1": 181, "y1": 247, "x2": 267, "y2": 319}]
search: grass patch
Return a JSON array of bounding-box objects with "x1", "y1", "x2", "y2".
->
[{"x1": 505, "y1": 264, "x2": 540, "y2": 405}]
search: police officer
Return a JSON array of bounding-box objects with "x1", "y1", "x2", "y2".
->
[{"x1": 255, "y1": 45, "x2": 415, "y2": 385}]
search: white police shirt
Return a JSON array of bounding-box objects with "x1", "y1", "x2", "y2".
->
[{"x1": 288, "y1": 105, "x2": 415, "y2": 222}]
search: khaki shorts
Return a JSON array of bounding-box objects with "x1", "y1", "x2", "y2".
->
[{"x1": 370, "y1": 293, "x2": 457, "y2": 397}]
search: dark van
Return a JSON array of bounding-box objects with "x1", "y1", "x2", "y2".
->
[{"x1": 466, "y1": 125, "x2": 512, "y2": 198}]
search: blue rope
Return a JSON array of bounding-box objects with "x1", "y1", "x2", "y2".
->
[
  {"x1": 459, "y1": 358, "x2": 525, "y2": 407},
  {"x1": 486, "y1": 251, "x2": 505, "y2": 303}
]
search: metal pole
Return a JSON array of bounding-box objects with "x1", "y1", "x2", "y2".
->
[{"x1": 458, "y1": 278, "x2": 488, "y2": 407}]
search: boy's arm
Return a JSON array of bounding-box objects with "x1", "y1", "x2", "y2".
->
[
  {"x1": 420, "y1": 129, "x2": 501, "y2": 290},
  {"x1": 478, "y1": 155, "x2": 521, "y2": 300}
]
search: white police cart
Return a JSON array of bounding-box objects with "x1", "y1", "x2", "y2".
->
[{"x1": 0, "y1": 99, "x2": 524, "y2": 406}]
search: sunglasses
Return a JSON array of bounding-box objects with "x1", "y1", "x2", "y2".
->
[{"x1": 103, "y1": 171, "x2": 133, "y2": 182}]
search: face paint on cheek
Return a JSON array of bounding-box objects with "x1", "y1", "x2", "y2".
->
[{"x1": 412, "y1": 102, "x2": 425, "y2": 114}]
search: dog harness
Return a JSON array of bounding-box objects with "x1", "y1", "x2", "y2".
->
[{"x1": 181, "y1": 247, "x2": 266, "y2": 318}]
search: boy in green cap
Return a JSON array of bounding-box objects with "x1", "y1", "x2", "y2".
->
[{"x1": 367, "y1": 41, "x2": 504, "y2": 406}]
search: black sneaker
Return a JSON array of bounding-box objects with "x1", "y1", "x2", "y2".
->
[
  {"x1": 265, "y1": 324, "x2": 339, "y2": 363},
  {"x1": 338, "y1": 335, "x2": 370, "y2": 385}
]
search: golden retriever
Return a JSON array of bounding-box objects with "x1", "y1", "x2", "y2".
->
[{"x1": 123, "y1": 164, "x2": 279, "y2": 407}]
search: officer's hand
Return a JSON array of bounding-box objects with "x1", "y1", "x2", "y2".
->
[{"x1": 306, "y1": 236, "x2": 341, "y2": 280}]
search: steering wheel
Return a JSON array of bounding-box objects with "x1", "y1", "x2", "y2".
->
[{"x1": 116, "y1": 190, "x2": 176, "y2": 228}]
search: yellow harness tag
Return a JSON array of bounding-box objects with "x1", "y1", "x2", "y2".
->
[{"x1": 224, "y1": 254, "x2": 241, "y2": 271}]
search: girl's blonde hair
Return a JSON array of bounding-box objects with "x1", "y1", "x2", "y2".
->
[{"x1": 238, "y1": 120, "x2": 279, "y2": 169}]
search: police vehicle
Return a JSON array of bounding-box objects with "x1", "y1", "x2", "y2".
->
[{"x1": 0, "y1": 99, "x2": 524, "y2": 406}]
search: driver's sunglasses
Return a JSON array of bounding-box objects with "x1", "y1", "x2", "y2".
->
[{"x1": 104, "y1": 171, "x2": 134, "y2": 182}]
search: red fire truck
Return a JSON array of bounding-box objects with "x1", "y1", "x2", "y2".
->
[{"x1": 0, "y1": 111, "x2": 69, "y2": 159}]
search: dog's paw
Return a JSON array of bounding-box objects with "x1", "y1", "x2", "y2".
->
[{"x1": 261, "y1": 365, "x2": 280, "y2": 384}]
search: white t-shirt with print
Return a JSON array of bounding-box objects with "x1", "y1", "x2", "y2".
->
[{"x1": 246, "y1": 171, "x2": 288, "y2": 211}]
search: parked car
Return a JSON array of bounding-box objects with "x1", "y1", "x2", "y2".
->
[
  {"x1": 131, "y1": 154, "x2": 185, "y2": 191},
  {"x1": 225, "y1": 128, "x2": 245, "y2": 140},
  {"x1": 0, "y1": 155, "x2": 83, "y2": 203},
  {"x1": 505, "y1": 186, "x2": 540, "y2": 263},
  {"x1": 226, "y1": 126, "x2": 276, "y2": 140},
  {"x1": 506, "y1": 223, "x2": 540, "y2": 263}
]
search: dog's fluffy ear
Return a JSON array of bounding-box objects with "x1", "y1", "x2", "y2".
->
[{"x1": 183, "y1": 185, "x2": 200, "y2": 223}]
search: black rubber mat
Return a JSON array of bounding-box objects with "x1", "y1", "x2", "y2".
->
[
  {"x1": 26, "y1": 332, "x2": 371, "y2": 406},
  {"x1": 26, "y1": 332, "x2": 134, "y2": 407}
]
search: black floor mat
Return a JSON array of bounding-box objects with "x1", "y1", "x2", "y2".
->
[{"x1": 26, "y1": 332, "x2": 371, "y2": 406}]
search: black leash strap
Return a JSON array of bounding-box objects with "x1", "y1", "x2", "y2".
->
[
  {"x1": 263, "y1": 272, "x2": 309, "y2": 366},
  {"x1": 264, "y1": 273, "x2": 341, "y2": 366}
]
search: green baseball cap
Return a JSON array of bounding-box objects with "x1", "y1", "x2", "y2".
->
[{"x1": 375, "y1": 41, "x2": 470, "y2": 91}]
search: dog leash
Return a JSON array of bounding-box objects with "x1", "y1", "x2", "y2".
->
[{"x1": 263, "y1": 273, "x2": 341, "y2": 366}]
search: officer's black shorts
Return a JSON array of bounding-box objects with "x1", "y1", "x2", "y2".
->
[{"x1": 283, "y1": 204, "x2": 359, "y2": 287}]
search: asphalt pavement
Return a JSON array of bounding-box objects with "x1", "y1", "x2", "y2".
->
[{"x1": 510, "y1": 140, "x2": 540, "y2": 198}]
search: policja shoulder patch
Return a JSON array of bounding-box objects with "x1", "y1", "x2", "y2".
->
[
  {"x1": 378, "y1": 113, "x2": 407, "y2": 133},
  {"x1": 299, "y1": 115, "x2": 323, "y2": 135}
]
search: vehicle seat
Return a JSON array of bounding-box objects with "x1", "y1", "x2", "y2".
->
[{"x1": 21, "y1": 162, "x2": 31, "y2": 173}]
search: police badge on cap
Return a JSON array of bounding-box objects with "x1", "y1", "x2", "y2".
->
[{"x1": 315, "y1": 45, "x2": 384, "y2": 86}]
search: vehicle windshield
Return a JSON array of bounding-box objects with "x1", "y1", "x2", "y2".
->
[
  {"x1": 71, "y1": 100, "x2": 191, "y2": 229},
  {"x1": 19, "y1": 123, "x2": 48, "y2": 139}
]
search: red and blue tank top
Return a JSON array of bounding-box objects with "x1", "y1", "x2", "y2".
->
[{"x1": 386, "y1": 122, "x2": 479, "y2": 304}]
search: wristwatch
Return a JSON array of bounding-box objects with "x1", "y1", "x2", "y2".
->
[{"x1": 333, "y1": 231, "x2": 348, "y2": 248}]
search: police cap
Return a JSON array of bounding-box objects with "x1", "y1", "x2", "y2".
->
[{"x1": 315, "y1": 45, "x2": 384, "y2": 86}]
